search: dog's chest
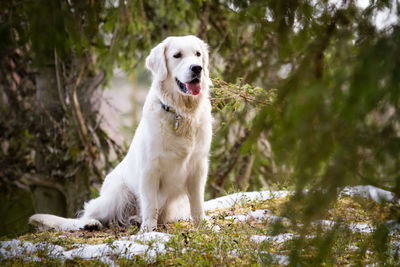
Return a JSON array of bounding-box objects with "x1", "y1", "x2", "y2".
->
[
  {"x1": 162, "y1": 116, "x2": 202, "y2": 156},
  {"x1": 158, "y1": 115, "x2": 209, "y2": 187},
  {"x1": 159, "y1": 109, "x2": 211, "y2": 159}
]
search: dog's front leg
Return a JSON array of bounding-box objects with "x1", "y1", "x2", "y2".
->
[
  {"x1": 138, "y1": 172, "x2": 159, "y2": 233},
  {"x1": 186, "y1": 159, "x2": 208, "y2": 226}
]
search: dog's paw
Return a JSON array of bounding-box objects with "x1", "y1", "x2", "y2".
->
[
  {"x1": 128, "y1": 215, "x2": 142, "y2": 227},
  {"x1": 138, "y1": 224, "x2": 156, "y2": 234},
  {"x1": 82, "y1": 219, "x2": 102, "y2": 231}
]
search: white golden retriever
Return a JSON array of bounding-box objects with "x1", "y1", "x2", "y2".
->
[{"x1": 29, "y1": 35, "x2": 213, "y2": 233}]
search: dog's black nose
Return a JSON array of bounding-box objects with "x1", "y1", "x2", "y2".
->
[{"x1": 190, "y1": 65, "x2": 202, "y2": 75}]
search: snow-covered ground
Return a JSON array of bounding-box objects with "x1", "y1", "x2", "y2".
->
[
  {"x1": 204, "y1": 190, "x2": 291, "y2": 211},
  {"x1": 341, "y1": 185, "x2": 399, "y2": 204},
  {"x1": 0, "y1": 232, "x2": 170, "y2": 265},
  {"x1": 1, "y1": 185, "x2": 398, "y2": 265}
]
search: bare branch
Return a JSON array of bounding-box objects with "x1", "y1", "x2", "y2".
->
[
  {"x1": 71, "y1": 63, "x2": 103, "y2": 181},
  {"x1": 54, "y1": 48, "x2": 67, "y2": 112}
]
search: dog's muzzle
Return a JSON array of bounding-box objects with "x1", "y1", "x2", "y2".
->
[
  {"x1": 176, "y1": 65, "x2": 202, "y2": 95},
  {"x1": 176, "y1": 78, "x2": 201, "y2": 95}
]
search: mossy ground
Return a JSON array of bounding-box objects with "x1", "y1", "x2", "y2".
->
[{"x1": 1, "y1": 193, "x2": 399, "y2": 266}]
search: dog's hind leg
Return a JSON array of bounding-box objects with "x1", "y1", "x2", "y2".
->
[
  {"x1": 30, "y1": 167, "x2": 136, "y2": 231},
  {"x1": 81, "y1": 172, "x2": 133, "y2": 228},
  {"x1": 158, "y1": 194, "x2": 190, "y2": 224}
]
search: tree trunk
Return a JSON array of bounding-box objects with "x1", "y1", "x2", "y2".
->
[
  {"x1": 235, "y1": 153, "x2": 256, "y2": 190},
  {"x1": 33, "y1": 63, "x2": 91, "y2": 217}
]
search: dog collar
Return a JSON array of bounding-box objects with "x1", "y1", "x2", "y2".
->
[{"x1": 160, "y1": 101, "x2": 183, "y2": 131}]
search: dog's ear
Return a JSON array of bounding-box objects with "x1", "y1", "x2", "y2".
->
[
  {"x1": 146, "y1": 42, "x2": 168, "y2": 81},
  {"x1": 199, "y1": 40, "x2": 212, "y2": 86}
]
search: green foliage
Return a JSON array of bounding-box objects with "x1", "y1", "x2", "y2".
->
[
  {"x1": 251, "y1": 0, "x2": 400, "y2": 225},
  {"x1": 208, "y1": 78, "x2": 278, "y2": 198},
  {"x1": 204, "y1": 0, "x2": 399, "y2": 262}
]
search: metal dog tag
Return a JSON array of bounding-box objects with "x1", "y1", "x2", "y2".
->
[{"x1": 174, "y1": 115, "x2": 182, "y2": 131}]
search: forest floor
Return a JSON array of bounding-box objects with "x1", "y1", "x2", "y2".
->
[{"x1": 1, "y1": 186, "x2": 399, "y2": 266}]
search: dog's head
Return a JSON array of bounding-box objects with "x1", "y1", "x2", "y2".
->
[{"x1": 146, "y1": 35, "x2": 211, "y2": 96}]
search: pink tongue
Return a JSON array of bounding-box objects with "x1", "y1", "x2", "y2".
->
[{"x1": 185, "y1": 82, "x2": 201, "y2": 95}]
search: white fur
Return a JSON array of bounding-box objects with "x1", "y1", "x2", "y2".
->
[{"x1": 29, "y1": 35, "x2": 213, "y2": 233}]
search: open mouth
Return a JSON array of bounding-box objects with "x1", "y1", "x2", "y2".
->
[{"x1": 176, "y1": 78, "x2": 201, "y2": 95}]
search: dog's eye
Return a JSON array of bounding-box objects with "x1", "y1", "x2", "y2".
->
[
  {"x1": 173, "y1": 52, "x2": 182, "y2": 59},
  {"x1": 196, "y1": 51, "x2": 201, "y2": 57}
]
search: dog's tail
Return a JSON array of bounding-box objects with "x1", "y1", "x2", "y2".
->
[{"x1": 29, "y1": 214, "x2": 102, "y2": 231}]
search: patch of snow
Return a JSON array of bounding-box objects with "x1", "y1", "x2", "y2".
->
[
  {"x1": 204, "y1": 190, "x2": 291, "y2": 211},
  {"x1": 392, "y1": 240, "x2": 400, "y2": 248},
  {"x1": 0, "y1": 240, "x2": 21, "y2": 259},
  {"x1": 259, "y1": 251, "x2": 290, "y2": 265},
  {"x1": 351, "y1": 223, "x2": 374, "y2": 234},
  {"x1": 250, "y1": 233, "x2": 315, "y2": 244},
  {"x1": 272, "y1": 254, "x2": 290, "y2": 265},
  {"x1": 205, "y1": 185, "x2": 394, "y2": 213},
  {"x1": 251, "y1": 233, "x2": 295, "y2": 244},
  {"x1": 0, "y1": 240, "x2": 65, "y2": 261},
  {"x1": 348, "y1": 245, "x2": 359, "y2": 251},
  {"x1": 225, "y1": 209, "x2": 285, "y2": 223},
  {"x1": 271, "y1": 253, "x2": 290, "y2": 265},
  {"x1": 0, "y1": 232, "x2": 171, "y2": 264},
  {"x1": 125, "y1": 232, "x2": 171, "y2": 243},
  {"x1": 228, "y1": 248, "x2": 240, "y2": 257},
  {"x1": 313, "y1": 219, "x2": 375, "y2": 233},
  {"x1": 385, "y1": 220, "x2": 400, "y2": 236},
  {"x1": 316, "y1": 219, "x2": 336, "y2": 230},
  {"x1": 225, "y1": 214, "x2": 248, "y2": 221},
  {"x1": 341, "y1": 185, "x2": 397, "y2": 204},
  {"x1": 63, "y1": 243, "x2": 112, "y2": 259},
  {"x1": 62, "y1": 232, "x2": 170, "y2": 262},
  {"x1": 250, "y1": 209, "x2": 285, "y2": 222}
]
